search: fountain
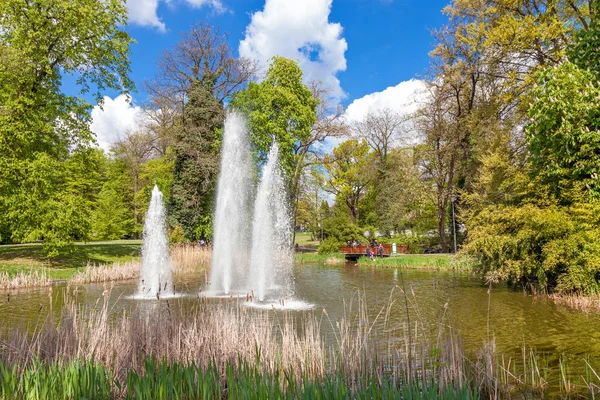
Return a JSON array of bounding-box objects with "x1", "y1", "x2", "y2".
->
[
  {"x1": 138, "y1": 185, "x2": 173, "y2": 298},
  {"x1": 205, "y1": 112, "x2": 311, "y2": 309},
  {"x1": 249, "y1": 142, "x2": 294, "y2": 302},
  {"x1": 207, "y1": 111, "x2": 253, "y2": 296}
]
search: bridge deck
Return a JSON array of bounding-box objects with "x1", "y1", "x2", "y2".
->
[{"x1": 339, "y1": 244, "x2": 409, "y2": 261}]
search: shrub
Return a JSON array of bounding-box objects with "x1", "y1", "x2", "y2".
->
[
  {"x1": 169, "y1": 225, "x2": 186, "y2": 244},
  {"x1": 318, "y1": 237, "x2": 343, "y2": 254},
  {"x1": 464, "y1": 201, "x2": 600, "y2": 293}
]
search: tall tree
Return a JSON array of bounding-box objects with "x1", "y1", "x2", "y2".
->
[
  {"x1": 323, "y1": 139, "x2": 375, "y2": 223},
  {"x1": 0, "y1": 0, "x2": 133, "y2": 252},
  {"x1": 352, "y1": 108, "x2": 406, "y2": 172},
  {"x1": 147, "y1": 22, "x2": 256, "y2": 239}
]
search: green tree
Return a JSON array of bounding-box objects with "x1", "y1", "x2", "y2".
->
[
  {"x1": 231, "y1": 56, "x2": 319, "y2": 189},
  {"x1": 323, "y1": 140, "x2": 375, "y2": 223},
  {"x1": 0, "y1": 0, "x2": 133, "y2": 252},
  {"x1": 147, "y1": 22, "x2": 256, "y2": 240},
  {"x1": 526, "y1": 61, "x2": 600, "y2": 198},
  {"x1": 91, "y1": 158, "x2": 134, "y2": 240}
]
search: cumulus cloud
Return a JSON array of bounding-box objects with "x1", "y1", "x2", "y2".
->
[
  {"x1": 90, "y1": 95, "x2": 143, "y2": 152},
  {"x1": 239, "y1": 0, "x2": 348, "y2": 103},
  {"x1": 344, "y1": 79, "x2": 427, "y2": 123},
  {"x1": 126, "y1": 0, "x2": 224, "y2": 31}
]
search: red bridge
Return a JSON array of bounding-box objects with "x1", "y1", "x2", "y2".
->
[{"x1": 339, "y1": 243, "x2": 409, "y2": 261}]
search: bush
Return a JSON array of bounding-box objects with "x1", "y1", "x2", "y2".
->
[
  {"x1": 464, "y1": 201, "x2": 600, "y2": 293},
  {"x1": 318, "y1": 237, "x2": 343, "y2": 254},
  {"x1": 169, "y1": 225, "x2": 186, "y2": 244}
]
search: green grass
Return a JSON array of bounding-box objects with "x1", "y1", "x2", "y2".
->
[
  {"x1": 0, "y1": 358, "x2": 478, "y2": 400},
  {"x1": 357, "y1": 254, "x2": 474, "y2": 271},
  {"x1": 294, "y1": 232, "x2": 320, "y2": 249},
  {"x1": 295, "y1": 252, "x2": 345, "y2": 263},
  {"x1": 0, "y1": 240, "x2": 141, "y2": 280}
]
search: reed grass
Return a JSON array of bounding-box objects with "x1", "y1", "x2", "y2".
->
[
  {"x1": 69, "y1": 261, "x2": 140, "y2": 285},
  {"x1": 170, "y1": 244, "x2": 211, "y2": 271},
  {"x1": 548, "y1": 292, "x2": 600, "y2": 311},
  {"x1": 0, "y1": 269, "x2": 52, "y2": 290},
  {"x1": 1, "y1": 286, "x2": 598, "y2": 398}
]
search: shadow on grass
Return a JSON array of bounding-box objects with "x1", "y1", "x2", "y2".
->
[{"x1": 0, "y1": 241, "x2": 142, "y2": 269}]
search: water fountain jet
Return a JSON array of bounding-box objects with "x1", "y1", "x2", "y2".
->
[{"x1": 137, "y1": 185, "x2": 173, "y2": 298}]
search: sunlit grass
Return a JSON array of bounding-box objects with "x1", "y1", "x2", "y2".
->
[
  {"x1": 295, "y1": 252, "x2": 344, "y2": 264},
  {"x1": 357, "y1": 254, "x2": 474, "y2": 271},
  {"x1": 294, "y1": 232, "x2": 320, "y2": 249}
]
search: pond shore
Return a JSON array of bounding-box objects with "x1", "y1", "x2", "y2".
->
[{"x1": 0, "y1": 242, "x2": 210, "y2": 290}]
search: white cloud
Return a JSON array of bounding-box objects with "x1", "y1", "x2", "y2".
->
[
  {"x1": 127, "y1": 0, "x2": 166, "y2": 32},
  {"x1": 239, "y1": 0, "x2": 347, "y2": 103},
  {"x1": 90, "y1": 95, "x2": 143, "y2": 152},
  {"x1": 344, "y1": 79, "x2": 427, "y2": 123},
  {"x1": 126, "y1": 0, "x2": 224, "y2": 31}
]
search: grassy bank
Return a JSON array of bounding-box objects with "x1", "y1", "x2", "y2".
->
[
  {"x1": 294, "y1": 232, "x2": 320, "y2": 249},
  {"x1": 295, "y1": 252, "x2": 345, "y2": 264},
  {"x1": 0, "y1": 243, "x2": 210, "y2": 289},
  {"x1": 357, "y1": 254, "x2": 474, "y2": 271},
  {"x1": 0, "y1": 240, "x2": 142, "y2": 280}
]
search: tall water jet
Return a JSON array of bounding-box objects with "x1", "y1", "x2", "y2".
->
[
  {"x1": 249, "y1": 142, "x2": 294, "y2": 302},
  {"x1": 138, "y1": 185, "x2": 172, "y2": 297},
  {"x1": 208, "y1": 112, "x2": 253, "y2": 295}
]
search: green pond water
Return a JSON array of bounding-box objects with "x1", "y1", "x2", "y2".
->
[{"x1": 1, "y1": 263, "x2": 600, "y2": 394}]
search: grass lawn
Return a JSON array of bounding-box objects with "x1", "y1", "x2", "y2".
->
[
  {"x1": 357, "y1": 253, "x2": 474, "y2": 271},
  {"x1": 294, "y1": 252, "x2": 344, "y2": 263},
  {"x1": 0, "y1": 240, "x2": 142, "y2": 280},
  {"x1": 294, "y1": 232, "x2": 320, "y2": 249}
]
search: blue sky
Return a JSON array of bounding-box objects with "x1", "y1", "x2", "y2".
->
[{"x1": 90, "y1": 0, "x2": 450, "y2": 150}]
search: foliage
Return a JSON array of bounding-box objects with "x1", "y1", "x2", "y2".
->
[
  {"x1": 526, "y1": 61, "x2": 600, "y2": 198},
  {"x1": 323, "y1": 139, "x2": 375, "y2": 222},
  {"x1": 169, "y1": 225, "x2": 186, "y2": 244},
  {"x1": 169, "y1": 84, "x2": 224, "y2": 240},
  {"x1": 231, "y1": 57, "x2": 318, "y2": 177},
  {"x1": 321, "y1": 211, "x2": 367, "y2": 244},
  {"x1": 146, "y1": 23, "x2": 255, "y2": 241},
  {"x1": 464, "y1": 201, "x2": 600, "y2": 293},
  {"x1": 0, "y1": 0, "x2": 133, "y2": 253},
  {"x1": 91, "y1": 159, "x2": 134, "y2": 241},
  {"x1": 317, "y1": 237, "x2": 343, "y2": 254},
  {"x1": 568, "y1": 0, "x2": 600, "y2": 78}
]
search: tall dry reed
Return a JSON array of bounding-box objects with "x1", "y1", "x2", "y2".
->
[
  {"x1": 1, "y1": 284, "x2": 590, "y2": 398},
  {"x1": 170, "y1": 244, "x2": 211, "y2": 272},
  {"x1": 69, "y1": 261, "x2": 140, "y2": 285},
  {"x1": 0, "y1": 269, "x2": 51, "y2": 290}
]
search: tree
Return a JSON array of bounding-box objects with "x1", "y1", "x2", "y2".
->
[
  {"x1": 526, "y1": 61, "x2": 600, "y2": 198},
  {"x1": 147, "y1": 22, "x2": 256, "y2": 239},
  {"x1": 0, "y1": 0, "x2": 133, "y2": 252},
  {"x1": 377, "y1": 148, "x2": 437, "y2": 237},
  {"x1": 352, "y1": 108, "x2": 407, "y2": 171},
  {"x1": 415, "y1": 83, "x2": 464, "y2": 251},
  {"x1": 323, "y1": 140, "x2": 375, "y2": 223},
  {"x1": 112, "y1": 132, "x2": 155, "y2": 237},
  {"x1": 232, "y1": 57, "x2": 319, "y2": 178}
]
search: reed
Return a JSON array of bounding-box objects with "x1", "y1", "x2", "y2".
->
[
  {"x1": 1, "y1": 286, "x2": 598, "y2": 398},
  {"x1": 0, "y1": 269, "x2": 51, "y2": 290},
  {"x1": 170, "y1": 244, "x2": 211, "y2": 272},
  {"x1": 69, "y1": 261, "x2": 140, "y2": 285},
  {"x1": 548, "y1": 292, "x2": 600, "y2": 311}
]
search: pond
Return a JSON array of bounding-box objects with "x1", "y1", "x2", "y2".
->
[{"x1": 1, "y1": 262, "x2": 599, "y2": 392}]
